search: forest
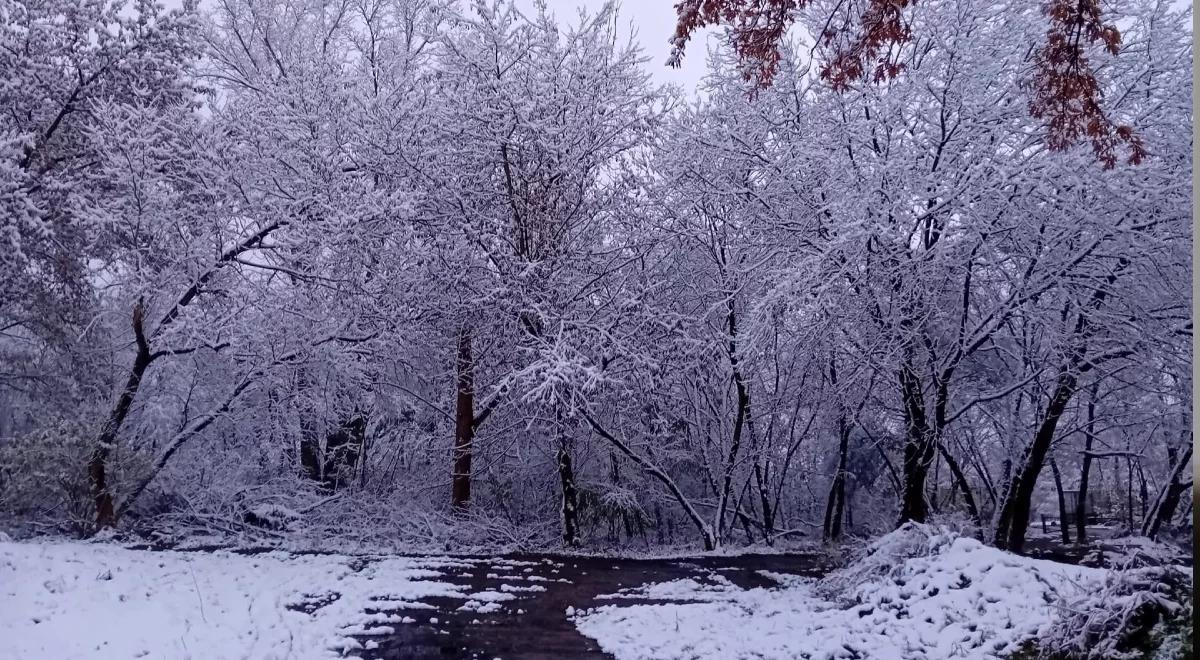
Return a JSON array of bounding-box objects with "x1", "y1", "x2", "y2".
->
[{"x1": 0, "y1": 0, "x2": 1193, "y2": 658}]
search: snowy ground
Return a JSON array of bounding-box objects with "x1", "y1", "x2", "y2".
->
[
  {"x1": 0, "y1": 540, "x2": 502, "y2": 659},
  {"x1": 2, "y1": 528, "x2": 1181, "y2": 659},
  {"x1": 572, "y1": 532, "x2": 1112, "y2": 660}
]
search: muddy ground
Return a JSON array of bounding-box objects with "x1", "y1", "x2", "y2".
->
[{"x1": 353, "y1": 552, "x2": 834, "y2": 660}]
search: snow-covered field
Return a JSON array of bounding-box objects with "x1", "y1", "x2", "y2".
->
[
  {"x1": 572, "y1": 532, "x2": 1110, "y2": 660},
  {"x1": 2, "y1": 526, "x2": 1182, "y2": 660},
  {"x1": 0, "y1": 540, "x2": 474, "y2": 659}
]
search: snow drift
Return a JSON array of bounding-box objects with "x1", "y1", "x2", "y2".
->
[{"x1": 573, "y1": 524, "x2": 1113, "y2": 659}]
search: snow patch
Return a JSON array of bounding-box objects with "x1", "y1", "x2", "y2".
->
[
  {"x1": 576, "y1": 525, "x2": 1108, "y2": 659},
  {"x1": 597, "y1": 576, "x2": 738, "y2": 602},
  {"x1": 0, "y1": 539, "x2": 468, "y2": 659},
  {"x1": 499, "y1": 583, "x2": 546, "y2": 593}
]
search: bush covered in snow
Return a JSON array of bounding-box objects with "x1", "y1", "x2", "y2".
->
[
  {"x1": 0, "y1": 420, "x2": 110, "y2": 536},
  {"x1": 815, "y1": 521, "x2": 960, "y2": 601},
  {"x1": 129, "y1": 485, "x2": 560, "y2": 555},
  {"x1": 811, "y1": 524, "x2": 1194, "y2": 660},
  {"x1": 1024, "y1": 565, "x2": 1192, "y2": 660},
  {"x1": 1080, "y1": 536, "x2": 1190, "y2": 570}
]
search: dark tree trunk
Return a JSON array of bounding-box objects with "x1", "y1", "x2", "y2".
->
[
  {"x1": 1143, "y1": 444, "x2": 1192, "y2": 540},
  {"x1": 926, "y1": 360, "x2": 980, "y2": 530},
  {"x1": 299, "y1": 439, "x2": 322, "y2": 482},
  {"x1": 930, "y1": 449, "x2": 941, "y2": 514},
  {"x1": 451, "y1": 331, "x2": 475, "y2": 510},
  {"x1": 740, "y1": 511, "x2": 754, "y2": 544},
  {"x1": 753, "y1": 459, "x2": 774, "y2": 544},
  {"x1": 358, "y1": 420, "x2": 371, "y2": 489},
  {"x1": 898, "y1": 358, "x2": 934, "y2": 524},
  {"x1": 297, "y1": 369, "x2": 322, "y2": 483},
  {"x1": 993, "y1": 262, "x2": 1125, "y2": 554},
  {"x1": 557, "y1": 443, "x2": 580, "y2": 546},
  {"x1": 846, "y1": 481, "x2": 855, "y2": 530},
  {"x1": 937, "y1": 442, "x2": 982, "y2": 530},
  {"x1": 1137, "y1": 462, "x2": 1148, "y2": 524},
  {"x1": 717, "y1": 294, "x2": 752, "y2": 541},
  {"x1": 89, "y1": 224, "x2": 281, "y2": 530},
  {"x1": 823, "y1": 415, "x2": 851, "y2": 541},
  {"x1": 1075, "y1": 386, "x2": 1097, "y2": 543},
  {"x1": 1050, "y1": 455, "x2": 1071, "y2": 545},
  {"x1": 323, "y1": 411, "x2": 366, "y2": 491},
  {"x1": 1147, "y1": 481, "x2": 1189, "y2": 541},
  {"x1": 1125, "y1": 456, "x2": 1134, "y2": 532},
  {"x1": 89, "y1": 300, "x2": 153, "y2": 530},
  {"x1": 995, "y1": 368, "x2": 1078, "y2": 553},
  {"x1": 996, "y1": 274, "x2": 1111, "y2": 551},
  {"x1": 747, "y1": 393, "x2": 772, "y2": 544},
  {"x1": 716, "y1": 392, "x2": 746, "y2": 538}
]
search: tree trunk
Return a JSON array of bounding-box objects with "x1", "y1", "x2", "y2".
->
[
  {"x1": 557, "y1": 443, "x2": 580, "y2": 546},
  {"x1": 748, "y1": 396, "x2": 773, "y2": 543},
  {"x1": 996, "y1": 268, "x2": 1125, "y2": 552},
  {"x1": 583, "y1": 409, "x2": 715, "y2": 550},
  {"x1": 994, "y1": 368, "x2": 1078, "y2": 553},
  {"x1": 88, "y1": 300, "x2": 153, "y2": 530},
  {"x1": 717, "y1": 294, "x2": 752, "y2": 542},
  {"x1": 118, "y1": 372, "x2": 260, "y2": 520},
  {"x1": 90, "y1": 223, "x2": 283, "y2": 530},
  {"x1": 898, "y1": 358, "x2": 934, "y2": 524},
  {"x1": 1125, "y1": 455, "x2": 1134, "y2": 532},
  {"x1": 716, "y1": 383, "x2": 746, "y2": 539},
  {"x1": 1050, "y1": 455, "x2": 1071, "y2": 545},
  {"x1": 1075, "y1": 386, "x2": 1097, "y2": 543},
  {"x1": 846, "y1": 480, "x2": 856, "y2": 530},
  {"x1": 324, "y1": 410, "x2": 366, "y2": 491},
  {"x1": 930, "y1": 449, "x2": 942, "y2": 514},
  {"x1": 1137, "y1": 462, "x2": 1148, "y2": 525},
  {"x1": 1143, "y1": 444, "x2": 1192, "y2": 540},
  {"x1": 296, "y1": 368, "x2": 322, "y2": 483},
  {"x1": 451, "y1": 330, "x2": 475, "y2": 510},
  {"x1": 823, "y1": 415, "x2": 851, "y2": 541},
  {"x1": 937, "y1": 442, "x2": 982, "y2": 530},
  {"x1": 753, "y1": 459, "x2": 774, "y2": 544}
]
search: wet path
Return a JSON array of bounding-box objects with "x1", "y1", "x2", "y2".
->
[{"x1": 353, "y1": 553, "x2": 832, "y2": 660}]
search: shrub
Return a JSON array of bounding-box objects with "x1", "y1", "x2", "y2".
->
[
  {"x1": 1032, "y1": 564, "x2": 1192, "y2": 660},
  {"x1": 0, "y1": 420, "x2": 97, "y2": 535}
]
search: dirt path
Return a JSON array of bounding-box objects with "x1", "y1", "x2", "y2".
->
[{"x1": 354, "y1": 552, "x2": 832, "y2": 660}]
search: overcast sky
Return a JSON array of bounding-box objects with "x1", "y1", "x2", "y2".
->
[
  {"x1": 171, "y1": 0, "x2": 718, "y2": 95},
  {"x1": 181, "y1": 0, "x2": 1191, "y2": 97},
  {"x1": 508, "y1": 0, "x2": 717, "y2": 96}
]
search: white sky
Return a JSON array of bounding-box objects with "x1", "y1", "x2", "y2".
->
[
  {"x1": 177, "y1": 0, "x2": 1190, "y2": 97},
  {"x1": 173, "y1": 0, "x2": 717, "y2": 94},
  {"x1": 509, "y1": 0, "x2": 717, "y2": 96}
]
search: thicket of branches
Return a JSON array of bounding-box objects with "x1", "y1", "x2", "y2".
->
[{"x1": 0, "y1": 0, "x2": 1191, "y2": 553}]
